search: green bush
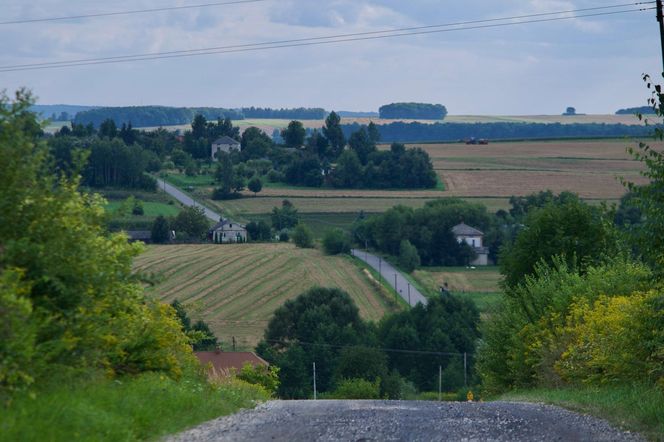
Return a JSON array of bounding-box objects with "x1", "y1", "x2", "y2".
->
[
  {"x1": 236, "y1": 363, "x2": 280, "y2": 397},
  {"x1": 292, "y1": 224, "x2": 314, "y2": 248},
  {"x1": 322, "y1": 228, "x2": 351, "y2": 255},
  {"x1": 327, "y1": 378, "x2": 381, "y2": 399},
  {"x1": 398, "y1": 239, "x2": 420, "y2": 273},
  {"x1": 477, "y1": 257, "x2": 653, "y2": 393}
]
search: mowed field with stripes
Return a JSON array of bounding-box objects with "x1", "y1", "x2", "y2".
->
[{"x1": 134, "y1": 243, "x2": 399, "y2": 349}]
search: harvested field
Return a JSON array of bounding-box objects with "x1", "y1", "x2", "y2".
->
[
  {"x1": 135, "y1": 243, "x2": 400, "y2": 349},
  {"x1": 406, "y1": 139, "x2": 654, "y2": 199}
]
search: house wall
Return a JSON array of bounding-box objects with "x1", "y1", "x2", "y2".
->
[
  {"x1": 211, "y1": 143, "x2": 241, "y2": 159},
  {"x1": 470, "y1": 253, "x2": 489, "y2": 266},
  {"x1": 456, "y1": 235, "x2": 483, "y2": 248},
  {"x1": 213, "y1": 226, "x2": 247, "y2": 244}
]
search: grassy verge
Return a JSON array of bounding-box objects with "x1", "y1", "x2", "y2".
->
[
  {"x1": 0, "y1": 372, "x2": 268, "y2": 442},
  {"x1": 499, "y1": 384, "x2": 664, "y2": 441}
]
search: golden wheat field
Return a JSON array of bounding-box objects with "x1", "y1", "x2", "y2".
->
[{"x1": 134, "y1": 243, "x2": 399, "y2": 350}]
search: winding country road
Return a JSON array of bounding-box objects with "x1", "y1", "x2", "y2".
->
[
  {"x1": 168, "y1": 400, "x2": 643, "y2": 442},
  {"x1": 352, "y1": 249, "x2": 428, "y2": 307},
  {"x1": 156, "y1": 178, "x2": 221, "y2": 222}
]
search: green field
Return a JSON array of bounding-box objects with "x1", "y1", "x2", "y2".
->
[
  {"x1": 105, "y1": 201, "x2": 180, "y2": 217},
  {"x1": 413, "y1": 266, "x2": 503, "y2": 314},
  {"x1": 134, "y1": 243, "x2": 401, "y2": 349}
]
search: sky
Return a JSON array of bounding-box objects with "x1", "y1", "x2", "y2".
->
[{"x1": 0, "y1": 0, "x2": 661, "y2": 114}]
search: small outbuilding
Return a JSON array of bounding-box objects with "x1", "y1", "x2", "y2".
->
[
  {"x1": 451, "y1": 222, "x2": 490, "y2": 266},
  {"x1": 210, "y1": 219, "x2": 247, "y2": 244},
  {"x1": 211, "y1": 136, "x2": 241, "y2": 159}
]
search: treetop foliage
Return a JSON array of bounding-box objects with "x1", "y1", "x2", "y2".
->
[
  {"x1": 379, "y1": 103, "x2": 448, "y2": 120},
  {"x1": 1, "y1": 90, "x2": 196, "y2": 401}
]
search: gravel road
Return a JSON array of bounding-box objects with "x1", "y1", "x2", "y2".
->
[
  {"x1": 167, "y1": 400, "x2": 642, "y2": 441},
  {"x1": 351, "y1": 249, "x2": 428, "y2": 307},
  {"x1": 156, "y1": 178, "x2": 221, "y2": 222}
]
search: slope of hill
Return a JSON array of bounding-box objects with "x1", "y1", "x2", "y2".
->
[{"x1": 134, "y1": 243, "x2": 400, "y2": 349}]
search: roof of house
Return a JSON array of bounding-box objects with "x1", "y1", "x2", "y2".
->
[
  {"x1": 451, "y1": 223, "x2": 484, "y2": 236},
  {"x1": 211, "y1": 219, "x2": 246, "y2": 231},
  {"x1": 212, "y1": 136, "x2": 240, "y2": 145},
  {"x1": 195, "y1": 351, "x2": 269, "y2": 373}
]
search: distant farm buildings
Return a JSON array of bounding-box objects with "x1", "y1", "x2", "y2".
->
[
  {"x1": 211, "y1": 136, "x2": 241, "y2": 159},
  {"x1": 452, "y1": 222, "x2": 490, "y2": 266}
]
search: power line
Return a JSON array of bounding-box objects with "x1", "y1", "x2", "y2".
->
[
  {"x1": 0, "y1": 6, "x2": 653, "y2": 73},
  {"x1": 0, "y1": 0, "x2": 269, "y2": 26},
  {"x1": 264, "y1": 339, "x2": 468, "y2": 357},
  {"x1": 1, "y1": 2, "x2": 649, "y2": 70}
]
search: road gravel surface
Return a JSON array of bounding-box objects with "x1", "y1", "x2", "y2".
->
[{"x1": 168, "y1": 400, "x2": 642, "y2": 441}]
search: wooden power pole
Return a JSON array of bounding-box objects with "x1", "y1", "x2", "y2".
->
[{"x1": 657, "y1": 0, "x2": 664, "y2": 71}]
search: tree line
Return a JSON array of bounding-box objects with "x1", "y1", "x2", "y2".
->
[
  {"x1": 379, "y1": 102, "x2": 448, "y2": 120},
  {"x1": 256, "y1": 287, "x2": 479, "y2": 399},
  {"x1": 74, "y1": 106, "x2": 328, "y2": 127},
  {"x1": 344, "y1": 121, "x2": 656, "y2": 142}
]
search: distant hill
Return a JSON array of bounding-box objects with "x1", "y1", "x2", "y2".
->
[
  {"x1": 31, "y1": 104, "x2": 98, "y2": 121},
  {"x1": 616, "y1": 106, "x2": 656, "y2": 115}
]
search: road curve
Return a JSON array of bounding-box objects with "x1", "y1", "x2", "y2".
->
[
  {"x1": 167, "y1": 400, "x2": 642, "y2": 442},
  {"x1": 156, "y1": 178, "x2": 221, "y2": 223},
  {"x1": 351, "y1": 249, "x2": 428, "y2": 307}
]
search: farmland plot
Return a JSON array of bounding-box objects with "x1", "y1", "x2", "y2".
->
[{"x1": 135, "y1": 243, "x2": 399, "y2": 349}]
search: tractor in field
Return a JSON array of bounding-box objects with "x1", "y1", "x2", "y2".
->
[{"x1": 465, "y1": 137, "x2": 489, "y2": 145}]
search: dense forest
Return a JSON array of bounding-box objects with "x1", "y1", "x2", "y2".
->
[
  {"x1": 344, "y1": 120, "x2": 656, "y2": 142},
  {"x1": 379, "y1": 102, "x2": 448, "y2": 120},
  {"x1": 74, "y1": 106, "x2": 327, "y2": 127}
]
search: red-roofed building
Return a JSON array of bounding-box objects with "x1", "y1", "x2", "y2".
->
[{"x1": 195, "y1": 350, "x2": 269, "y2": 376}]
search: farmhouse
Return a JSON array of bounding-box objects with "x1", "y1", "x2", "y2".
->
[
  {"x1": 452, "y1": 222, "x2": 490, "y2": 266},
  {"x1": 210, "y1": 219, "x2": 247, "y2": 244},
  {"x1": 195, "y1": 349, "x2": 268, "y2": 376},
  {"x1": 211, "y1": 136, "x2": 241, "y2": 159}
]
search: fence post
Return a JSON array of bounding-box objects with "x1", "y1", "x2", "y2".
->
[{"x1": 438, "y1": 365, "x2": 442, "y2": 401}]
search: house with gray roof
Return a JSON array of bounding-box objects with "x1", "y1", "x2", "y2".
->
[
  {"x1": 451, "y1": 222, "x2": 490, "y2": 266},
  {"x1": 210, "y1": 219, "x2": 247, "y2": 244},
  {"x1": 211, "y1": 136, "x2": 241, "y2": 159}
]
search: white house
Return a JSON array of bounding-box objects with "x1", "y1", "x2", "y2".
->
[
  {"x1": 451, "y1": 222, "x2": 490, "y2": 266},
  {"x1": 210, "y1": 219, "x2": 247, "y2": 244},
  {"x1": 211, "y1": 136, "x2": 241, "y2": 159}
]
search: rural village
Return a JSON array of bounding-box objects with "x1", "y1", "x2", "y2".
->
[{"x1": 2, "y1": 1, "x2": 664, "y2": 441}]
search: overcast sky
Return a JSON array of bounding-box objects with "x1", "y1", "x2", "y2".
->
[{"x1": 1, "y1": 0, "x2": 661, "y2": 114}]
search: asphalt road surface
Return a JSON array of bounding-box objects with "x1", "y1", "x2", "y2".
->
[
  {"x1": 156, "y1": 178, "x2": 221, "y2": 223},
  {"x1": 351, "y1": 249, "x2": 428, "y2": 307},
  {"x1": 168, "y1": 400, "x2": 642, "y2": 442}
]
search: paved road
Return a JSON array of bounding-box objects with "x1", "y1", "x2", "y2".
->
[
  {"x1": 352, "y1": 249, "x2": 427, "y2": 307},
  {"x1": 168, "y1": 400, "x2": 643, "y2": 442},
  {"x1": 156, "y1": 178, "x2": 221, "y2": 223}
]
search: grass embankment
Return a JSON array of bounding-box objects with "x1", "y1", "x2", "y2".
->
[
  {"x1": 412, "y1": 266, "x2": 503, "y2": 314},
  {"x1": 135, "y1": 243, "x2": 400, "y2": 349},
  {"x1": 0, "y1": 372, "x2": 268, "y2": 442},
  {"x1": 500, "y1": 384, "x2": 664, "y2": 441}
]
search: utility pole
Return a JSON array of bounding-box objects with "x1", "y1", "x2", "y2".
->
[
  {"x1": 394, "y1": 273, "x2": 397, "y2": 296},
  {"x1": 378, "y1": 257, "x2": 382, "y2": 277},
  {"x1": 313, "y1": 362, "x2": 317, "y2": 400},
  {"x1": 407, "y1": 283, "x2": 411, "y2": 306},
  {"x1": 658, "y1": 0, "x2": 664, "y2": 72},
  {"x1": 438, "y1": 365, "x2": 442, "y2": 401},
  {"x1": 464, "y1": 352, "x2": 468, "y2": 387}
]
